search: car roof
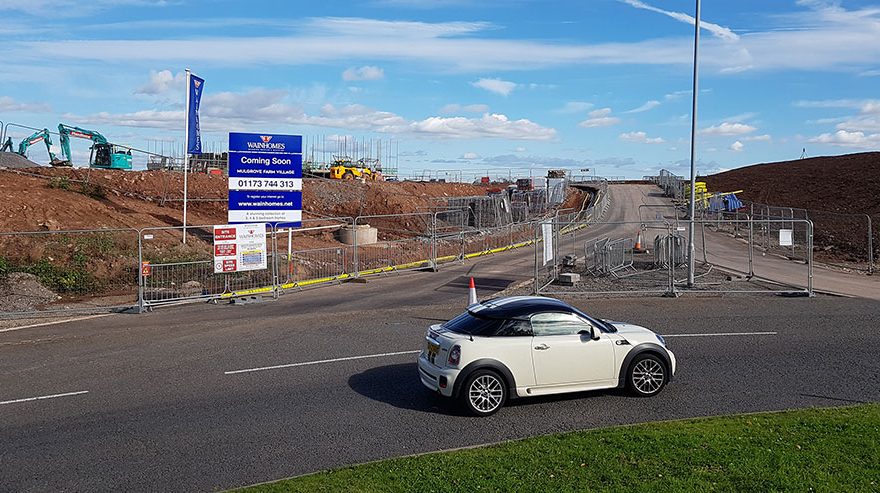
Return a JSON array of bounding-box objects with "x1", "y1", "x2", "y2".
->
[{"x1": 468, "y1": 296, "x2": 577, "y2": 319}]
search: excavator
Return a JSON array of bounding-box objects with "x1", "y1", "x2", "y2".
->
[
  {"x1": 15, "y1": 128, "x2": 67, "y2": 166},
  {"x1": 1, "y1": 137, "x2": 13, "y2": 152},
  {"x1": 57, "y1": 123, "x2": 132, "y2": 170}
]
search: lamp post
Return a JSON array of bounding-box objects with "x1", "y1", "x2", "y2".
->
[{"x1": 687, "y1": 0, "x2": 701, "y2": 287}]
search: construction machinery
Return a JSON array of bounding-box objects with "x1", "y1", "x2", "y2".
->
[
  {"x1": 16, "y1": 128, "x2": 66, "y2": 165},
  {"x1": 1, "y1": 137, "x2": 13, "y2": 152},
  {"x1": 329, "y1": 155, "x2": 380, "y2": 180},
  {"x1": 57, "y1": 123, "x2": 132, "y2": 170}
]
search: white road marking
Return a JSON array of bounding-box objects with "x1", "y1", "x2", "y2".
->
[
  {"x1": 225, "y1": 350, "x2": 421, "y2": 375},
  {"x1": 225, "y1": 331, "x2": 778, "y2": 375},
  {"x1": 0, "y1": 390, "x2": 89, "y2": 406},
  {"x1": 0, "y1": 314, "x2": 112, "y2": 333},
  {"x1": 664, "y1": 331, "x2": 778, "y2": 338}
]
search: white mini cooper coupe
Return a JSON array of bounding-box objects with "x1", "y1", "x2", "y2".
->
[{"x1": 418, "y1": 296, "x2": 676, "y2": 416}]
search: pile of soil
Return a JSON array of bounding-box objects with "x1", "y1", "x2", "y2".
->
[{"x1": 703, "y1": 152, "x2": 880, "y2": 265}]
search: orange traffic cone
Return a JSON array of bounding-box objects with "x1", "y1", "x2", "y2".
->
[
  {"x1": 635, "y1": 230, "x2": 643, "y2": 251},
  {"x1": 468, "y1": 277, "x2": 478, "y2": 305}
]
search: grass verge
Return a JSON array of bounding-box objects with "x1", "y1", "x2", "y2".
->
[{"x1": 237, "y1": 404, "x2": 879, "y2": 492}]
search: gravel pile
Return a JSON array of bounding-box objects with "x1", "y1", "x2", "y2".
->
[
  {"x1": 0, "y1": 272, "x2": 60, "y2": 312},
  {"x1": 0, "y1": 152, "x2": 40, "y2": 169}
]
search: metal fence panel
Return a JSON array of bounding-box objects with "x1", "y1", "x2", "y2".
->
[{"x1": 0, "y1": 228, "x2": 140, "y2": 317}]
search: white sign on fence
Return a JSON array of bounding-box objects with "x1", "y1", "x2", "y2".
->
[
  {"x1": 542, "y1": 220, "x2": 554, "y2": 266},
  {"x1": 779, "y1": 228, "x2": 793, "y2": 247},
  {"x1": 213, "y1": 223, "x2": 268, "y2": 273}
]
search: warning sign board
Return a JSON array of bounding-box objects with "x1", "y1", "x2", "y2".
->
[{"x1": 213, "y1": 223, "x2": 267, "y2": 274}]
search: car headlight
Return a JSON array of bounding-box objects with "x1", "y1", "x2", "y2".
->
[{"x1": 656, "y1": 334, "x2": 667, "y2": 347}]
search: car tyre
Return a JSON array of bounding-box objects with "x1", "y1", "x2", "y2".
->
[
  {"x1": 626, "y1": 353, "x2": 668, "y2": 397},
  {"x1": 460, "y1": 369, "x2": 507, "y2": 417}
]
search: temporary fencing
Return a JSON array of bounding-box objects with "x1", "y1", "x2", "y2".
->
[
  {"x1": 0, "y1": 228, "x2": 140, "y2": 317},
  {"x1": 0, "y1": 181, "x2": 610, "y2": 318},
  {"x1": 537, "y1": 218, "x2": 814, "y2": 297}
]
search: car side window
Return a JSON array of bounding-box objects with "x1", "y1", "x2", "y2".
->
[
  {"x1": 530, "y1": 312, "x2": 593, "y2": 337},
  {"x1": 494, "y1": 319, "x2": 532, "y2": 337}
]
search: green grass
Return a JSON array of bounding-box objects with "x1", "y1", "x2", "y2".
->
[{"x1": 237, "y1": 404, "x2": 879, "y2": 493}]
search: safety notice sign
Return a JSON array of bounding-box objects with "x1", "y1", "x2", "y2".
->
[{"x1": 213, "y1": 223, "x2": 268, "y2": 273}]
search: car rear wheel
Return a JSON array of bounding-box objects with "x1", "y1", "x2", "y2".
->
[
  {"x1": 627, "y1": 353, "x2": 668, "y2": 397},
  {"x1": 461, "y1": 369, "x2": 506, "y2": 417}
]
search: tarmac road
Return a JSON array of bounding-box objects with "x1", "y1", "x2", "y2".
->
[{"x1": 1, "y1": 185, "x2": 878, "y2": 492}]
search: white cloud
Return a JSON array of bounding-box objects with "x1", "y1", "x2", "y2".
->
[
  {"x1": 8, "y1": 7, "x2": 880, "y2": 75},
  {"x1": 743, "y1": 134, "x2": 772, "y2": 142},
  {"x1": 410, "y1": 113, "x2": 556, "y2": 140},
  {"x1": 700, "y1": 122, "x2": 757, "y2": 136},
  {"x1": 135, "y1": 69, "x2": 184, "y2": 95},
  {"x1": 809, "y1": 129, "x2": 880, "y2": 149},
  {"x1": 461, "y1": 152, "x2": 480, "y2": 159},
  {"x1": 664, "y1": 90, "x2": 691, "y2": 101},
  {"x1": 729, "y1": 140, "x2": 744, "y2": 152},
  {"x1": 471, "y1": 78, "x2": 517, "y2": 96},
  {"x1": 556, "y1": 101, "x2": 594, "y2": 114},
  {"x1": 1, "y1": 0, "x2": 167, "y2": 16},
  {"x1": 619, "y1": 0, "x2": 739, "y2": 41},
  {"x1": 69, "y1": 96, "x2": 557, "y2": 141},
  {"x1": 342, "y1": 65, "x2": 384, "y2": 81},
  {"x1": 619, "y1": 131, "x2": 665, "y2": 144},
  {"x1": 624, "y1": 100, "x2": 661, "y2": 113},
  {"x1": 440, "y1": 103, "x2": 490, "y2": 114},
  {"x1": 579, "y1": 108, "x2": 621, "y2": 128},
  {"x1": 0, "y1": 95, "x2": 51, "y2": 113}
]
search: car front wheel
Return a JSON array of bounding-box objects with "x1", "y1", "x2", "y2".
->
[
  {"x1": 460, "y1": 369, "x2": 507, "y2": 417},
  {"x1": 627, "y1": 353, "x2": 668, "y2": 397}
]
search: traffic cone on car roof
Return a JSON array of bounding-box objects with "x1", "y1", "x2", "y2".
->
[{"x1": 468, "y1": 277, "x2": 478, "y2": 306}]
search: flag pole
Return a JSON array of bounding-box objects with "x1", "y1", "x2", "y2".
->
[{"x1": 183, "y1": 67, "x2": 191, "y2": 244}]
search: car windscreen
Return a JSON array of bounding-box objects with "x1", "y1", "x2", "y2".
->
[{"x1": 442, "y1": 312, "x2": 503, "y2": 336}]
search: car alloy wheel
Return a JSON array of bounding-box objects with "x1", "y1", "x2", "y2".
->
[
  {"x1": 462, "y1": 370, "x2": 506, "y2": 416},
  {"x1": 628, "y1": 354, "x2": 667, "y2": 396}
]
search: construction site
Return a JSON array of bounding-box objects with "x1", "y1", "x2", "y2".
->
[{"x1": 0, "y1": 121, "x2": 878, "y2": 314}]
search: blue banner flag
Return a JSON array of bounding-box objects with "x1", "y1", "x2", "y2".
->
[{"x1": 187, "y1": 73, "x2": 204, "y2": 154}]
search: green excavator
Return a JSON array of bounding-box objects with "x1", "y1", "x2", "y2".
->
[
  {"x1": 15, "y1": 128, "x2": 68, "y2": 166},
  {"x1": 57, "y1": 123, "x2": 132, "y2": 170}
]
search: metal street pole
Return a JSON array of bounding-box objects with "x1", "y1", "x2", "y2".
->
[{"x1": 687, "y1": 0, "x2": 701, "y2": 287}]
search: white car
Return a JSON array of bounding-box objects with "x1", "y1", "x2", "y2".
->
[{"x1": 418, "y1": 296, "x2": 676, "y2": 416}]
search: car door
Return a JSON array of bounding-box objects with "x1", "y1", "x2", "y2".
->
[{"x1": 530, "y1": 312, "x2": 616, "y2": 387}]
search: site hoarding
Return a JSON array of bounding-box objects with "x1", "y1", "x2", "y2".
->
[
  {"x1": 213, "y1": 223, "x2": 268, "y2": 273},
  {"x1": 228, "y1": 132, "x2": 302, "y2": 226}
]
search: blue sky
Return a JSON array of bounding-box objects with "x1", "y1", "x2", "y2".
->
[{"x1": 1, "y1": 0, "x2": 879, "y2": 178}]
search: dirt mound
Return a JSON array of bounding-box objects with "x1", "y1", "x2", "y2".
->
[
  {"x1": 703, "y1": 152, "x2": 880, "y2": 216},
  {"x1": 0, "y1": 272, "x2": 60, "y2": 312},
  {"x1": 0, "y1": 167, "x2": 584, "y2": 234},
  {"x1": 703, "y1": 152, "x2": 880, "y2": 265},
  {"x1": 0, "y1": 152, "x2": 41, "y2": 169}
]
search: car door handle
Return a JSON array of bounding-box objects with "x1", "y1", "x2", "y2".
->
[{"x1": 534, "y1": 344, "x2": 550, "y2": 350}]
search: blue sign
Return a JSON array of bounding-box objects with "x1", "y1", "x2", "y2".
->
[
  {"x1": 187, "y1": 74, "x2": 204, "y2": 154},
  {"x1": 228, "y1": 132, "x2": 303, "y2": 226}
]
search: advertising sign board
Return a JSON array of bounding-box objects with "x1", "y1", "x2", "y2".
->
[{"x1": 228, "y1": 132, "x2": 302, "y2": 226}]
